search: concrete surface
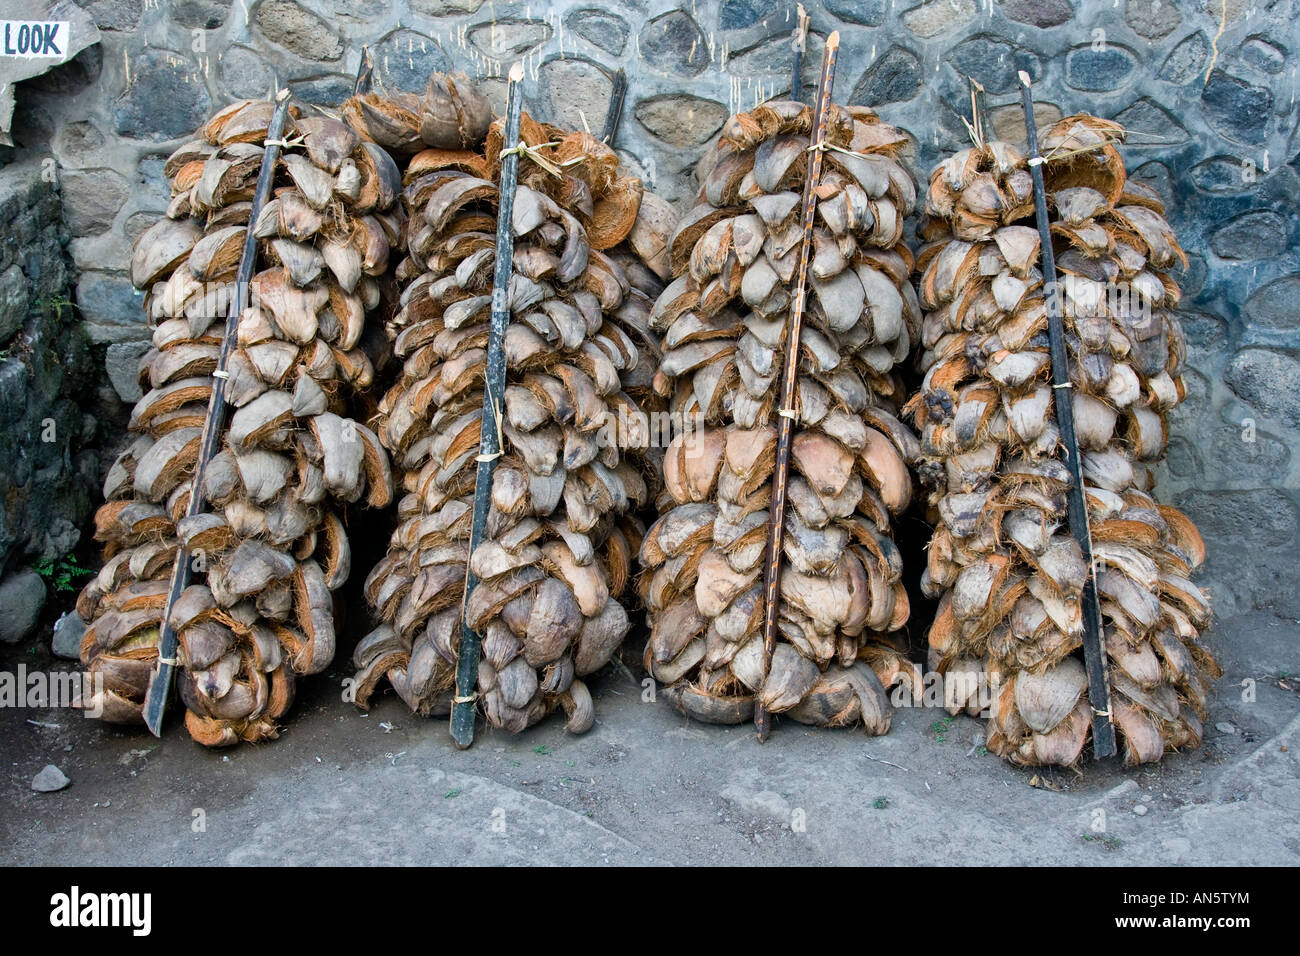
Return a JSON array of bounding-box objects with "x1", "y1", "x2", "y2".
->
[{"x1": 2, "y1": 601, "x2": 1296, "y2": 866}]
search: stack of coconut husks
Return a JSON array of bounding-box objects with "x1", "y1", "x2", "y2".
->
[
  {"x1": 639, "y1": 99, "x2": 924, "y2": 732},
  {"x1": 908, "y1": 115, "x2": 1217, "y2": 766},
  {"x1": 77, "y1": 96, "x2": 401, "y2": 746},
  {"x1": 350, "y1": 75, "x2": 676, "y2": 734}
]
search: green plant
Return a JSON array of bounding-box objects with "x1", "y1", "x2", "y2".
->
[
  {"x1": 36, "y1": 294, "x2": 77, "y2": 323},
  {"x1": 872, "y1": 796, "x2": 889, "y2": 810},
  {"x1": 32, "y1": 555, "x2": 94, "y2": 592},
  {"x1": 931, "y1": 716, "x2": 954, "y2": 742}
]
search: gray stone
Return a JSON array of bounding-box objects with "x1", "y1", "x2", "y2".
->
[
  {"x1": 718, "y1": 0, "x2": 780, "y2": 30},
  {"x1": 170, "y1": 0, "x2": 231, "y2": 29},
  {"x1": 0, "y1": 569, "x2": 46, "y2": 644},
  {"x1": 59, "y1": 168, "x2": 130, "y2": 235},
  {"x1": 220, "y1": 46, "x2": 278, "y2": 100},
  {"x1": 124, "y1": 211, "x2": 160, "y2": 244},
  {"x1": 32, "y1": 765, "x2": 70, "y2": 792},
  {"x1": 1202, "y1": 70, "x2": 1272, "y2": 147},
  {"x1": 75, "y1": 271, "x2": 145, "y2": 342},
  {"x1": 1208, "y1": 424, "x2": 1290, "y2": 481},
  {"x1": 825, "y1": 0, "x2": 887, "y2": 25},
  {"x1": 409, "y1": 0, "x2": 484, "y2": 15},
  {"x1": 949, "y1": 35, "x2": 1040, "y2": 95},
  {"x1": 105, "y1": 340, "x2": 149, "y2": 402},
  {"x1": 1216, "y1": 721, "x2": 1237, "y2": 734},
  {"x1": 468, "y1": 20, "x2": 551, "y2": 60},
  {"x1": 374, "y1": 31, "x2": 449, "y2": 91},
  {"x1": 1243, "y1": 275, "x2": 1300, "y2": 329},
  {"x1": 113, "y1": 49, "x2": 212, "y2": 141},
  {"x1": 634, "y1": 94, "x2": 727, "y2": 147},
  {"x1": 1178, "y1": 311, "x2": 1226, "y2": 349},
  {"x1": 567, "y1": 9, "x2": 629, "y2": 56},
  {"x1": 52, "y1": 611, "x2": 86, "y2": 660},
  {"x1": 538, "y1": 58, "x2": 613, "y2": 135},
  {"x1": 1000, "y1": 0, "x2": 1072, "y2": 27},
  {"x1": 639, "y1": 11, "x2": 707, "y2": 77},
  {"x1": 903, "y1": 0, "x2": 976, "y2": 38},
  {"x1": 1125, "y1": 0, "x2": 1180, "y2": 40},
  {"x1": 256, "y1": 0, "x2": 343, "y2": 61},
  {"x1": 1159, "y1": 31, "x2": 1208, "y2": 86},
  {"x1": 77, "y1": 0, "x2": 142, "y2": 31},
  {"x1": 1191, "y1": 155, "x2": 1254, "y2": 193},
  {"x1": 1113, "y1": 98, "x2": 1188, "y2": 146},
  {"x1": 992, "y1": 101, "x2": 1061, "y2": 146},
  {"x1": 289, "y1": 75, "x2": 356, "y2": 108},
  {"x1": 1239, "y1": 38, "x2": 1284, "y2": 75},
  {"x1": 851, "y1": 46, "x2": 922, "y2": 106},
  {"x1": 1210, "y1": 212, "x2": 1286, "y2": 261},
  {"x1": 1066, "y1": 45, "x2": 1136, "y2": 92},
  {"x1": 728, "y1": 31, "x2": 825, "y2": 85},
  {"x1": 0, "y1": 262, "x2": 29, "y2": 343},
  {"x1": 52, "y1": 122, "x2": 106, "y2": 168},
  {"x1": 1224, "y1": 348, "x2": 1300, "y2": 430}
]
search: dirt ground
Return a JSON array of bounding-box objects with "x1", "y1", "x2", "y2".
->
[{"x1": 2, "y1": 596, "x2": 1297, "y2": 866}]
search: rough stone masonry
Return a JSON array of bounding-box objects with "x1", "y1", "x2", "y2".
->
[{"x1": 1, "y1": 0, "x2": 1298, "y2": 621}]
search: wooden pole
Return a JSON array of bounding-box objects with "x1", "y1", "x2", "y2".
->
[
  {"x1": 1017, "y1": 72, "x2": 1117, "y2": 760},
  {"x1": 601, "y1": 69, "x2": 627, "y2": 145},
  {"x1": 450, "y1": 62, "x2": 526, "y2": 750},
  {"x1": 755, "y1": 31, "x2": 840, "y2": 742},
  {"x1": 142, "y1": 89, "x2": 294, "y2": 736},
  {"x1": 353, "y1": 45, "x2": 374, "y2": 96}
]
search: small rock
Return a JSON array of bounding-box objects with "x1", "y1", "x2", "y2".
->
[
  {"x1": 1133, "y1": 804, "x2": 1148, "y2": 816},
  {"x1": 255, "y1": 0, "x2": 342, "y2": 60},
  {"x1": 1216, "y1": 721, "x2": 1238, "y2": 735},
  {"x1": 32, "y1": 764, "x2": 70, "y2": 792},
  {"x1": 52, "y1": 611, "x2": 86, "y2": 660},
  {"x1": 0, "y1": 569, "x2": 46, "y2": 644}
]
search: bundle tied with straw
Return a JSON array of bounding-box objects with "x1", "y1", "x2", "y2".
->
[{"x1": 907, "y1": 113, "x2": 1217, "y2": 766}]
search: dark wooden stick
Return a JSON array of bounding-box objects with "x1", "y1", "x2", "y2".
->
[
  {"x1": 755, "y1": 31, "x2": 840, "y2": 742},
  {"x1": 353, "y1": 45, "x2": 374, "y2": 96},
  {"x1": 142, "y1": 89, "x2": 294, "y2": 736},
  {"x1": 1017, "y1": 72, "x2": 1117, "y2": 760},
  {"x1": 968, "y1": 76, "x2": 991, "y2": 147},
  {"x1": 450, "y1": 62, "x2": 526, "y2": 750},
  {"x1": 601, "y1": 69, "x2": 627, "y2": 145},
  {"x1": 790, "y1": 4, "x2": 810, "y2": 103}
]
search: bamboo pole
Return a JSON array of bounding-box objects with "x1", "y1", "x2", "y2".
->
[
  {"x1": 755, "y1": 31, "x2": 840, "y2": 742},
  {"x1": 450, "y1": 62, "x2": 526, "y2": 750},
  {"x1": 142, "y1": 89, "x2": 294, "y2": 736},
  {"x1": 1017, "y1": 71, "x2": 1117, "y2": 760}
]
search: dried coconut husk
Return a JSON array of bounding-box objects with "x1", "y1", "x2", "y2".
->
[
  {"x1": 642, "y1": 97, "x2": 920, "y2": 732},
  {"x1": 352, "y1": 74, "x2": 673, "y2": 736},
  {"x1": 908, "y1": 115, "x2": 1216, "y2": 767},
  {"x1": 77, "y1": 94, "x2": 402, "y2": 747}
]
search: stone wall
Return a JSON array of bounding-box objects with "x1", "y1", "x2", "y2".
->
[
  {"x1": 0, "y1": 159, "x2": 99, "y2": 640},
  {"x1": 6, "y1": 0, "x2": 1299, "y2": 614}
]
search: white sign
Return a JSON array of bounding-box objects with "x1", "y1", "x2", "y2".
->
[{"x1": 1, "y1": 21, "x2": 69, "y2": 59}]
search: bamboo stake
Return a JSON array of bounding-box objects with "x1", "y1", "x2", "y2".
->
[
  {"x1": 1017, "y1": 71, "x2": 1117, "y2": 760},
  {"x1": 450, "y1": 62, "x2": 526, "y2": 750},
  {"x1": 142, "y1": 89, "x2": 294, "y2": 736},
  {"x1": 755, "y1": 31, "x2": 840, "y2": 742}
]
